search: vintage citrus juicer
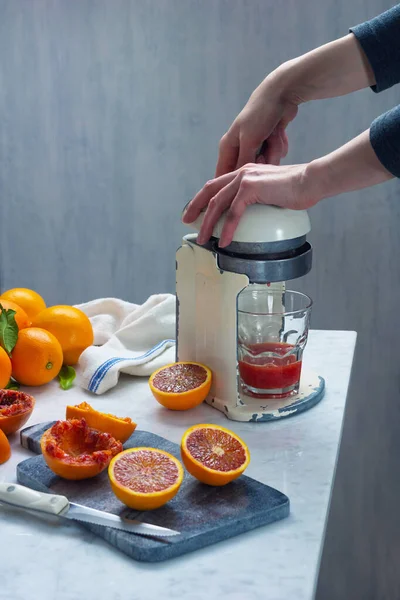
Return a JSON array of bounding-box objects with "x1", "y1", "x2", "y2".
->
[{"x1": 175, "y1": 204, "x2": 325, "y2": 422}]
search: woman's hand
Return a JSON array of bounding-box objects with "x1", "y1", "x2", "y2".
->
[
  {"x1": 182, "y1": 162, "x2": 318, "y2": 248},
  {"x1": 182, "y1": 34, "x2": 381, "y2": 248},
  {"x1": 215, "y1": 70, "x2": 299, "y2": 177},
  {"x1": 182, "y1": 130, "x2": 393, "y2": 248},
  {"x1": 215, "y1": 33, "x2": 375, "y2": 178}
]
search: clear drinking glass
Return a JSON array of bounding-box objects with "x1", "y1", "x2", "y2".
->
[{"x1": 237, "y1": 286, "x2": 312, "y2": 399}]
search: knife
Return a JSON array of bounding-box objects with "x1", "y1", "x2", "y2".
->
[{"x1": 0, "y1": 483, "x2": 179, "y2": 540}]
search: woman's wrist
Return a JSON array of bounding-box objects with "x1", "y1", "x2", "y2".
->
[
  {"x1": 304, "y1": 130, "x2": 394, "y2": 202},
  {"x1": 276, "y1": 33, "x2": 376, "y2": 107}
]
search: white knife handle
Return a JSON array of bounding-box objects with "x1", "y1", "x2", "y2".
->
[{"x1": 0, "y1": 483, "x2": 69, "y2": 516}]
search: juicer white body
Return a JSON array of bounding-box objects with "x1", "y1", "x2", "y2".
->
[
  {"x1": 176, "y1": 234, "x2": 249, "y2": 411},
  {"x1": 176, "y1": 205, "x2": 325, "y2": 422}
]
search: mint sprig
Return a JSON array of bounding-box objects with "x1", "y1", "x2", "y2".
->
[
  {"x1": 0, "y1": 303, "x2": 19, "y2": 355},
  {"x1": 58, "y1": 365, "x2": 76, "y2": 390},
  {"x1": 5, "y1": 378, "x2": 20, "y2": 390}
]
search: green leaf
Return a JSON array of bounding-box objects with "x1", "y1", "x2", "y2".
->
[
  {"x1": 58, "y1": 365, "x2": 76, "y2": 390},
  {"x1": 0, "y1": 303, "x2": 19, "y2": 355},
  {"x1": 5, "y1": 378, "x2": 20, "y2": 390}
]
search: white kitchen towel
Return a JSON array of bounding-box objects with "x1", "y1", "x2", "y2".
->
[{"x1": 75, "y1": 294, "x2": 176, "y2": 395}]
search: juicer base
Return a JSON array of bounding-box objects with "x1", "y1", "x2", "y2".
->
[{"x1": 205, "y1": 369, "x2": 325, "y2": 423}]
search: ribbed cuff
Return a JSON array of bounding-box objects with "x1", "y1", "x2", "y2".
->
[
  {"x1": 350, "y1": 23, "x2": 386, "y2": 93},
  {"x1": 370, "y1": 106, "x2": 400, "y2": 178},
  {"x1": 350, "y1": 4, "x2": 400, "y2": 93}
]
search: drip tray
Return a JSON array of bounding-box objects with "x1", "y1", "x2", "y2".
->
[{"x1": 205, "y1": 369, "x2": 325, "y2": 422}]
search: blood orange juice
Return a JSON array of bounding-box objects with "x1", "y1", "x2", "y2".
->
[
  {"x1": 237, "y1": 287, "x2": 312, "y2": 400},
  {"x1": 238, "y1": 342, "x2": 302, "y2": 399}
]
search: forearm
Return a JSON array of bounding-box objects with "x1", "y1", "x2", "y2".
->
[
  {"x1": 307, "y1": 130, "x2": 394, "y2": 201},
  {"x1": 276, "y1": 33, "x2": 375, "y2": 104}
]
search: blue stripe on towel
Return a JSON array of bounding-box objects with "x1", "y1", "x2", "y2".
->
[{"x1": 88, "y1": 339, "x2": 175, "y2": 393}]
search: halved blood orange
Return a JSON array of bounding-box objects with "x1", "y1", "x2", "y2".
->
[
  {"x1": 66, "y1": 402, "x2": 137, "y2": 443},
  {"x1": 149, "y1": 361, "x2": 212, "y2": 410},
  {"x1": 181, "y1": 424, "x2": 250, "y2": 486},
  {"x1": 40, "y1": 419, "x2": 123, "y2": 480},
  {"x1": 0, "y1": 390, "x2": 35, "y2": 435},
  {"x1": 0, "y1": 429, "x2": 11, "y2": 464},
  {"x1": 108, "y1": 447, "x2": 184, "y2": 510}
]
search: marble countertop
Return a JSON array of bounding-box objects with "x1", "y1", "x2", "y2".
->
[{"x1": 0, "y1": 329, "x2": 356, "y2": 600}]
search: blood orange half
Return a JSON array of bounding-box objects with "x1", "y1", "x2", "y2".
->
[
  {"x1": 108, "y1": 447, "x2": 184, "y2": 510},
  {"x1": 0, "y1": 429, "x2": 11, "y2": 464},
  {"x1": 181, "y1": 424, "x2": 250, "y2": 486},
  {"x1": 149, "y1": 362, "x2": 212, "y2": 410},
  {"x1": 0, "y1": 390, "x2": 35, "y2": 435},
  {"x1": 66, "y1": 402, "x2": 137, "y2": 443},
  {"x1": 40, "y1": 419, "x2": 123, "y2": 480}
]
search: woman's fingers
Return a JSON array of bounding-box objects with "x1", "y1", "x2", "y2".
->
[
  {"x1": 215, "y1": 132, "x2": 239, "y2": 177},
  {"x1": 236, "y1": 139, "x2": 260, "y2": 170},
  {"x1": 261, "y1": 127, "x2": 285, "y2": 166},
  {"x1": 182, "y1": 171, "x2": 237, "y2": 224},
  {"x1": 196, "y1": 176, "x2": 242, "y2": 244},
  {"x1": 281, "y1": 128, "x2": 289, "y2": 158},
  {"x1": 218, "y1": 184, "x2": 254, "y2": 248}
]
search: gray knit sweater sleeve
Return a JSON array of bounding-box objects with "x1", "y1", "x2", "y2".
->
[
  {"x1": 350, "y1": 4, "x2": 400, "y2": 93},
  {"x1": 350, "y1": 5, "x2": 400, "y2": 177}
]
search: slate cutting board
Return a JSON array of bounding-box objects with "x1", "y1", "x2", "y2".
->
[{"x1": 16, "y1": 422, "x2": 290, "y2": 562}]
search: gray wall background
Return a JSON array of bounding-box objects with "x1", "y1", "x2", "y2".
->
[{"x1": 0, "y1": 1, "x2": 398, "y2": 598}]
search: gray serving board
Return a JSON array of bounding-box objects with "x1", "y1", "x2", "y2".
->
[{"x1": 17, "y1": 421, "x2": 290, "y2": 562}]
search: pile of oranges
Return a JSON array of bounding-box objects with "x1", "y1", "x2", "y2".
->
[{"x1": 0, "y1": 288, "x2": 93, "y2": 389}]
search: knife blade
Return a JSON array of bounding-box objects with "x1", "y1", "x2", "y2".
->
[{"x1": 0, "y1": 482, "x2": 179, "y2": 539}]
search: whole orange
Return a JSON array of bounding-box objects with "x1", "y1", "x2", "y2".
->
[
  {"x1": 32, "y1": 306, "x2": 93, "y2": 365},
  {"x1": 11, "y1": 328, "x2": 63, "y2": 386},
  {"x1": 0, "y1": 347, "x2": 12, "y2": 389},
  {"x1": 0, "y1": 288, "x2": 46, "y2": 320},
  {"x1": 0, "y1": 300, "x2": 31, "y2": 330}
]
